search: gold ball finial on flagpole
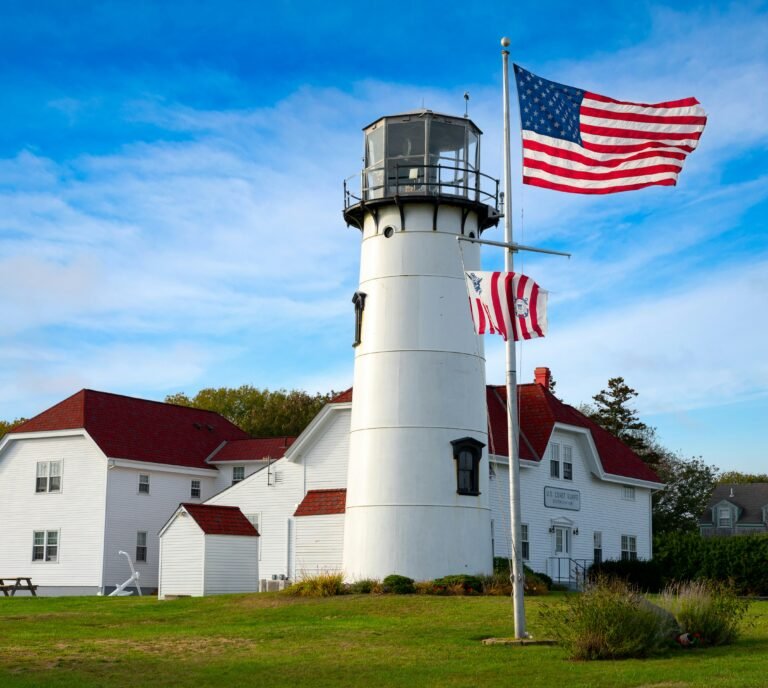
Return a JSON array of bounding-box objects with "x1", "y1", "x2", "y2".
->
[{"x1": 501, "y1": 37, "x2": 511, "y2": 47}]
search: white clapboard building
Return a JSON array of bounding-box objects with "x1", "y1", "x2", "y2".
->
[{"x1": 0, "y1": 390, "x2": 292, "y2": 595}]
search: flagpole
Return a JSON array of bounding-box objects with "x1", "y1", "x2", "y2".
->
[{"x1": 501, "y1": 36, "x2": 526, "y2": 639}]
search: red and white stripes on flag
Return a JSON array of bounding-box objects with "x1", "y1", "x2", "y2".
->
[
  {"x1": 514, "y1": 64, "x2": 708, "y2": 194},
  {"x1": 464, "y1": 271, "x2": 548, "y2": 342}
]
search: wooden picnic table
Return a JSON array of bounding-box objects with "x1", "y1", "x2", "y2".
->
[{"x1": 0, "y1": 577, "x2": 38, "y2": 596}]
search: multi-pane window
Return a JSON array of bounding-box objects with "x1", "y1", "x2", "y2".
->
[
  {"x1": 563, "y1": 445, "x2": 573, "y2": 481},
  {"x1": 521, "y1": 523, "x2": 530, "y2": 561},
  {"x1": 190, "y1": 480, "x2": 201, "y2": 499},
  {"x1": 621, "y1": 535, "x2": 637, "y2": 561},
  {"x1": 232, "y1": 466, "x2": 245, "y2": 485},
  {"x1": 593, "y1": 531, "x2": 603, "y2": 564},
  {"x1": 32, "y1": 530, "x2": 58, "y2": 562},
  {"x1": 451, "y1": 437, "x2": 484, "y2": 496},
  {"x1": 622, "y1": 485, "x2": 635, "y2": 501},
  {"x1": 136, "y1": 532, "x2": 147, "y2": 563},
  {"x1": 457, "y1": 450, "x2": 477, "y2": 494},
  {"x1": 35, "y1": 461, "x2": 62, "y2": 493},
  {"x1": 549, "y1": 443, "x2": 560, "y2": 479},
  {"x1": 718, "y1": 507, "x2": 732, "y2": 528},
  {"x1": 138, "y1": 474, "x2": 150, "y2": 494}
]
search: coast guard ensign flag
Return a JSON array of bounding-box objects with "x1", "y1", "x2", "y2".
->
[
  {"x1": 514, "y1": 64, "x2": 707, "y2": 194},
  {"x1": 464, "y1": 271, "x2": 548, "y2": 342}
]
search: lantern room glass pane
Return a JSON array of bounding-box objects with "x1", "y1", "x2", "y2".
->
[
  {"x1": 386, "y1": 120, "x2": 426, "y2": 195},
  {"x1": 364, "y1": 125, "x2": 385, "y2": 200}
]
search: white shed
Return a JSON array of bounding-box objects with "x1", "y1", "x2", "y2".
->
[{"x1": 158, "y1": 503, "x2": 259, "y2": 599}]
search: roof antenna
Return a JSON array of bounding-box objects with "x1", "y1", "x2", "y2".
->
[{"x1": 464, "y1": 91, "x2": 470, "y2": 118}]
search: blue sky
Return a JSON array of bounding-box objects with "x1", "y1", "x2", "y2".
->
[{"x1": 2, "y1": 1, "x2": 767, "y2": 473}]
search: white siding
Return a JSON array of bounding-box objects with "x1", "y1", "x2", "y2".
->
[
  {"x1": 211, "y1": 462, "x2": 267, "y2": 494},
  {"x1": 203, "y1": 535, "x2": 259, "y2": 594},
  {"x1": 103, "y1": 466, "x2": 217, "y2": 591},
  {"x1": 206, "y1": 458, "x2": 304, "y2": 581},
  {"x1": 294, "y1": 514, "x2": 345, "y2": 576},
  {"x1": 158, "y1": 512, "x2": 204, "y2": 598},
  {"x1": 303, "y1": 410, "x2": 349, "y2": 490},
  {"x1": 0, "y1": 434, "x2": 107, "y2": 592},
  {"x1": 490, "y1": 427, "x2": 653, "y2": 579}
]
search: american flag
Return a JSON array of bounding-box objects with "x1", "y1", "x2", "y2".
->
[
  {"x1": 464, "y1": 271, "x2": 548, "y2": 342},
  {"x1": 514, "y1": 64, "x2": 707, "y2": 194}
]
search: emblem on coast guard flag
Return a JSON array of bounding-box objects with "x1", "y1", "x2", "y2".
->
[
  {"x1": 468, "y1": 272, "x2": 483, "y2": 296},
  {"x1": 463, "y1": 271, "x2": 547, "y2": 342}
]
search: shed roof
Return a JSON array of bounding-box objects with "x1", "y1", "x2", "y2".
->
[
  {"x1": 181, "y1": 504, "x2": 259, "y2": 536},
  {"x1": 294, "y1": 489, "x2": 347, "y2": 517}
]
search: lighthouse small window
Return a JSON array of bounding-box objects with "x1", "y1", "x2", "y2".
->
[
  {"x1": 352, "y1": 291, "x2": 366, "y2": 347},
  {"x1": 451, "y1": 437, "x2": 485, "y2": 496}
]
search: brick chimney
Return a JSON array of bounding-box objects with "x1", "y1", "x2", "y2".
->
[{"x1": 534, "y1": 367, "x2": 551, "y2": 389}]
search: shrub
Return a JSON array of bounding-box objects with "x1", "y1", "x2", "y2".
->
[
  {"x1": 539, "y1": 576, "x2": 677, "y2": 660},
  {"x1": 479, "y1": 573, "x2": 512, "y2": 596},
  {"x1": 588, "y1": 559, "x2": 663, "y2": 593},
  {"x1": 382, "y1": 574, "x2": 415, "y2": 594},
  {"x1": 347, "y1": 578, "x2": 381, "y2": 594},
  {"x1": 283, "y1": 572, "x2": 345, "y2": 597},
  {"x1": 661, "y1": 580, "x2": 750, "y2": 646},
  {"x1": 430, "y1": 575, "x2": 483, "y2": 595},
  {"x1": 654, "y1": 532, "x2": 768, "y2": 595}
]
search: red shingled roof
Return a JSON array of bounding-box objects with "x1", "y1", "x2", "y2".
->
[
  {"x1": 210, "y1": 437, "x2": 296, "y2": 462},
  {"x1": 12, "y1": 390, "x2": 250, "y2": 469},
  {"x1": 181, "y1": 504, "x2": 259, "y2": 536},
  {"x1": 488, "y1": 382, "x2": 661, "y2": 483},
  {"x1": 330, "y1": 388, "x2": 353, "y2": 403},
  {"x1": 294, "y1": 489, "x2": 347, "y2": 517}
]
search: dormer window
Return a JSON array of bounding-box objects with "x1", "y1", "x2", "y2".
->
[
  {"x1": 718, "y1": 506, "x2": 733, "y2": 528},
  {"x1": 451, "y1": 437, "x2": 485, "y2": 496}
]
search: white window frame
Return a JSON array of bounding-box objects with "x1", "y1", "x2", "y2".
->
[
  {"x1": 718, "y1": 506, "x2": 732, "y2": 528},
  {"x1": 621, "y1": 534, "x2": 637, "y2": 561},
  {"x1": 136, "y1": 531, "x2": 148, "y2": 563},
  {"x1": 232, "y1": 466, "x2": 245, "y2": 485},
  {"x1": 35, "y1": 460, "x2": 62, "y2": 494},
  {"x1": 593, "y1": 531, "x2": 603, "y2": 564},
  {"x1": 563, "y1": 445, "x2": 573, "y2": 481},
  {"x1": 32, "y1": 530, "x2": 59, "y2": 563},
  {"x1": 138, "y1": 474, "x2": 150, "y2": 495},
  {"x1": 521, "y1": 523, "x2": 530, "y2": 561},
  {"x1": 190, "y1": 479, "x2": 201, "y2": 499},
  {"x1": 622, "y1": 485, "x2": 635, "y2": 501},
  {"x1": 549, "y1": 443, "x2": 560, "y2": 479}
]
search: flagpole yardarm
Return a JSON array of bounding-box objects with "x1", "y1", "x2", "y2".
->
[
  {"x1": 457, "y1": 235, "x2": 571, "y2": 258},
  {"x1": 502, "y1": 36, "x2": 527, "y2": 640}
]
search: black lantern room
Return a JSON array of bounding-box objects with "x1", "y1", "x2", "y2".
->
[{"x1": 343, "y1": 110, "x2": 500, "y2": 232}]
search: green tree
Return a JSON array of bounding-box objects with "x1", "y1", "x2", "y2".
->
[
  {"x1": 718, "y1": 470, "x2": 768, "y2": 484},
  {"x1": 0, "y1": 418, "x2": 26, "y2": 442},
  {"x1": 652, "y1": 452, "x2": 718, "y2": 535},
  {"x1": 588, "y1": 377, "x2": 661, "y2": 468},
  {"x1": 165, "y1": 386, "x2": 335, "y2": 437}
]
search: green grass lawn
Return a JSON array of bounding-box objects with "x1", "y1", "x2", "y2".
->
[{"x1": 1, "y1": 593, "x2": 767, "y2": 687}]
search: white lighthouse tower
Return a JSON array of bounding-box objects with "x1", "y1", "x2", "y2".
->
[{"x1": 342, "y1": 110, "x2": 501, "y2": 581}]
